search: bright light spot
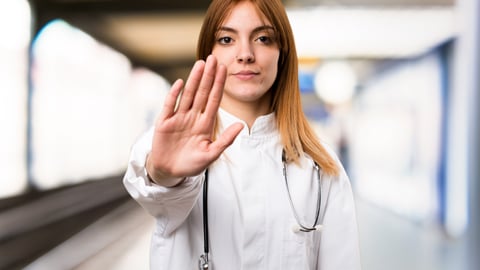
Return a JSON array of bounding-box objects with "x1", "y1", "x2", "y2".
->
[
  {"x1": 314, "y1": 61, "x2": 357, "y2": 105},
  {"x1": 31, "y1": 20, "x2": 134, "y2": 189},
  {"x1": 0, "y1": 0, "x2": 30, "y2": 198},
  {"x1": 30, "y1": 20, "x2": 167, "y2": 190},
  {"x1": 0, "y1": 0, "x2": 31, "y2": 50},
  {"x1": 288, "y1": 7, "x2": 455, "y2": 58}
]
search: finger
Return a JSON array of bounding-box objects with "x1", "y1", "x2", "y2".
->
[
  {"x1": 177, "y1": 60, "x2": 206, "y2": 112},
  {"x1": 207, "y1": 122, "x2": 243, "y2": 158},
  {"x1": 204, "y1": 63, "x2": 227, "y2": 120},
  {"x1": 192, "y1": 55, "x2": 218, "y2": 112},
  {"x1": 159, "y1": 79, "x2": 184, "y2": 120}
]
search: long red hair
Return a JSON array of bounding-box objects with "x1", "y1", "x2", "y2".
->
[{"x1": 197, "y1": 0, "x2": 339, "y2": 176}]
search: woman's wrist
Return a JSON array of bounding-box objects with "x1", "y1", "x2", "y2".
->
[{"x1": 145, "y1": 154, "x2": 185, "y2": 187}]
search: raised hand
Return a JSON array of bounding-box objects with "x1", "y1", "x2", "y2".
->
[{"x1": 146, "y1": 55, "x2": 243, "y2": 187}]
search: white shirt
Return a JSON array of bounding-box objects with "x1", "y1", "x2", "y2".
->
[{"x1": 123, "y1": 109, "x2": 361, "y2": 270}]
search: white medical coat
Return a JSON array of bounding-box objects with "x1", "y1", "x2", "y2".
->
[{"x1": 123, "y1": 109, "x2": 361, "y2": 269}]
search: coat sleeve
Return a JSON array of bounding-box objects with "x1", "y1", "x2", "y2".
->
[
  {"x1": 122, "y1": 127, "x2": 203, "y2": 236},
  {"x1": 318, "y1": 148, "x2": 362, "y2": 270}
]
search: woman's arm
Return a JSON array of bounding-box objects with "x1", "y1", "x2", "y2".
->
[
  {"x1": 123, "y1": 55, "x2": 242, "y2": 235},
  {"x1": 123, "y1": 127, "x2": 204, "y2": 236}
]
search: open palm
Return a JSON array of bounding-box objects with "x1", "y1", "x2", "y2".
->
[{"x1": 146, "y1": 55, "x2": 243, "y2": 186}]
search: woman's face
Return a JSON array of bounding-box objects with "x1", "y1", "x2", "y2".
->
[{"x1": 212, "y1": 1, "x2": 280, "y2": 112}]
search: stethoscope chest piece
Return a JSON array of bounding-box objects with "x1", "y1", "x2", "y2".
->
[{"x1": 199, "y1": 253, "x2": 209, "y2": 270}]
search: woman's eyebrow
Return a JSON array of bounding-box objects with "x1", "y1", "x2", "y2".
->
[
  {"x1": 217, "y1": 25, "x2": 275, "y2": 34},
  {"x1": 253, "y1": 25, "x2": 275, "y2": 34}
]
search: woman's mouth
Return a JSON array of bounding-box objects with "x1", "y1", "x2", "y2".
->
[{"x1": 233, "y1": 70, "x2": 259, "y2": 80}]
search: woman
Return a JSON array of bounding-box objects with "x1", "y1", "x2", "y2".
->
[{"x1": 123, "y1": 0, "x2": 361, "y2": 269}]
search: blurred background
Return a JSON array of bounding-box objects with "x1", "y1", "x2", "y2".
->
[{"x1": 0, "y1": 0, "x2": 478, "y2": 269}]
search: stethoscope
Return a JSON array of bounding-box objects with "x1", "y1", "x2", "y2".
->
[{"x1": 199, "y1": 150, "x2": 323, "y2": 269}]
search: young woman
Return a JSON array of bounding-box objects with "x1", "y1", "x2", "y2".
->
[{"x1": 123, "y1": 0, "x2": 361, "y2": 269}]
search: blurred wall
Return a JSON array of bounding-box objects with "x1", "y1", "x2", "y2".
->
[{"x1": 463, "y1": 0, "x2": 480, "y2": 267}]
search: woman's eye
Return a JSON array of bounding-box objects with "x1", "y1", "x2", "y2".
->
[
  {"x1": 256, "y1": 35, "x2": 272, "y2": 44},
  {"x1": 218, "y1": 37, "x2": 233, "y2": 44}
]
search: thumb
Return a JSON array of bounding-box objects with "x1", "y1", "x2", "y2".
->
[{"x1": 208, "y1": 122, "x2": 244, "y2": 157}]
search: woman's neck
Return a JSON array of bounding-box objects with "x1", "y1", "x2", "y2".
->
[{"x1": 220, "y1": 95, "x2": 272, "y2": 129}]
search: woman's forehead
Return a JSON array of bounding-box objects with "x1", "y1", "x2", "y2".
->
[{"x1": 219, "y1": 1, "x2": 272, "y2": 29}]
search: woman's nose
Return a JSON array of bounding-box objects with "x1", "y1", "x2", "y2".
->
[{"x1": 236, "y1": 43, "x2": 254, "y2": 63}]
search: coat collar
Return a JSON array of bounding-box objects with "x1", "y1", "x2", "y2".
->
[{"x1": 218, "y1": 108, "x2": 277, "y2": 138}]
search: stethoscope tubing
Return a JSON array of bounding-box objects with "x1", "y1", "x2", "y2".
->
[{"x1": 199, "y1": 153, "x2": 322, "y2": 269}]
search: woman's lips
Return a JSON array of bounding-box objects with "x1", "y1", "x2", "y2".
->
[{"x1": 233, "y1": 71, "x2": 258, "y2": 80}]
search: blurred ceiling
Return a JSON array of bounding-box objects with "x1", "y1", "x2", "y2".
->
[{"x1": 28, "y1": 0, "x2": 456, "y2": 80}]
